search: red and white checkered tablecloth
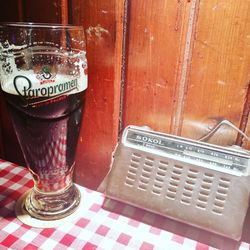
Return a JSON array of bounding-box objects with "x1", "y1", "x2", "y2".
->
[{"x1": 0, "y1": 159, "x2": 250, "y2": 250}]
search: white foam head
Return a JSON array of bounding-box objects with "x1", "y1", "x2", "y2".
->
[{"x1": 0, "y1": 42, "x2": 87, "y2": 97}]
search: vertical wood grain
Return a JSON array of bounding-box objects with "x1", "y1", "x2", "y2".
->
[
  {"x1": 241, "y1": 82, "x2": 250, "y2": 149},
  {"x1": 122, "y1": 0, "x2": 191, "y2": 133},
  {"x1": 18, "y1": 0, "x2": 24, "y2": 21},
  {"x1": 236, "y1": 81, "x2": 250, "y2": 146},
  {"x1": 71, "y1": 0, "x2": 124, "y2": 189},
  {"x1": 171, "y1": 0, "x2": 199, "y2": 135},
  {"x1": 180, "y1": 0, "x2": 250, "y2": 146},
  {"x1": 22, "y1": 0, "x2": 62, "y2": 23},
  {"x1": 0, "y1": 0, "x2": 21, "y2": 22},
  {"x1": 61, "y1": 0, "x2": 68, "y2": 24}
]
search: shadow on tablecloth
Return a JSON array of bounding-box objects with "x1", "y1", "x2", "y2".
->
[
  {"x1": 0, "y1": 186, "x2": 22, "y2": 219},
  {"x1": 102, "y1": 197, "x2": 250, "y2": 250}
]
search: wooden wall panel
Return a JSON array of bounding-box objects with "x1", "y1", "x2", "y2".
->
[
  {"x1": 242, "y1": 85, "x2": 250, "y2": 149},
  {"x1": 22, "y1": 0, "x2": 62, "y2": 23},
  {"x1": 180, "y1": 0, "x2": 250, "y2": 146},
  {"x1": 71, "y1": 0, "x2": 123, "y2": 189},
  {"x1": 0, "y1": 0, "x2": 22, "y2": 22},
  {"x1": 122, "y1": 1, "x2": 191, "y2": 133}
]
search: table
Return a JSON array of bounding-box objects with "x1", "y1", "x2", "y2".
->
[{"x1": 0, "y1": 159, "x2": 249, "y2": 250}]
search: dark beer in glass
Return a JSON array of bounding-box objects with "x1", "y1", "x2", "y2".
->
[{"x1": 0, "y1": 23, "x2": 87, "y2": 220}]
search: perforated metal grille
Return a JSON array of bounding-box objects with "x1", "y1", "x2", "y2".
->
[{"x1": 124, "y1": 153, "x2": 231, "y2": 215}]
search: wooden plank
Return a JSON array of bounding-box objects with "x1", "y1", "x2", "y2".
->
[
  {"x1": 180, "y1": 0, "x2": 250, "y2": 146},
  {"x1": 71, "y1": 0, "x2": 123, "y2": 189},
  {"x1": 241, "y1": 82, "x2": 250, "y2": 149},
  {"x1": 61, "y1": 0, "x2": 68, "y2": 24},
  {"x1": 236, "y1": 81, "x2": 250, "y2": 147},
  {"x1": 122, "y1": 0, "x2": 191, "y2": 133},
  {"x1": 22, "y1": 0, "x2": 62, "y2": 23},
  {"x1": 0, "y1": 1, "x2": 20, "y2": 22}
]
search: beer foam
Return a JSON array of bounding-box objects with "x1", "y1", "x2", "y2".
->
[
  {"x1": 0, "y1": 42, "x2": 25, "y2": 82},
  {"x1": 0, "y1": 42, "x2": 88, "y2": 97}
]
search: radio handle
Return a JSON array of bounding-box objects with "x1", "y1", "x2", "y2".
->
[{"x1": 199, "y1": 120, "x2": 250, "y2": 144}]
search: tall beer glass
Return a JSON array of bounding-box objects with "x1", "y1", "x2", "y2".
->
[{"x1": 0, "y1": 23, "x2": 87, "y2": 220}]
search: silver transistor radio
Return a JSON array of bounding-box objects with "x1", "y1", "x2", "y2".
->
[{"x1": 105, "y1": 121, "x2": 250, "y2": 240}]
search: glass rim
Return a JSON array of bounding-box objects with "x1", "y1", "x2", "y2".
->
[{"x1": 0, "y1": 22, "x2": 84, "y2": 30}]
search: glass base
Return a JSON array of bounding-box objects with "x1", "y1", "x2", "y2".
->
[{"x1": 24, "y1": 184, "x2": 81, "y2": 220}]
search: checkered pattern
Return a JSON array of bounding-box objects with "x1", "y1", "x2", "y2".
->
[{"x1": 0, "y1": 159, "x2": 250, "y2": 250}]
